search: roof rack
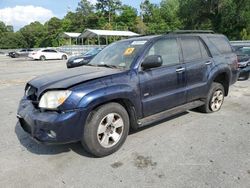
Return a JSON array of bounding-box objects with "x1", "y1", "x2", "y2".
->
[{"x1": 167, "y1": 30, "x2": 215, "y2": 34}]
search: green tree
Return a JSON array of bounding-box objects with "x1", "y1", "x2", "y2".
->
[
  {"x1": 140, "y1": 0, "x2": 182, "y2": 34},
  {"x1": 116, "y1": 5, "x2": 138, "y2": 31},
  {"x1": 178, "y1": 0, "x2": 250, "y2": 39},
  {"x1": 0, "y1": 21, "x2": 8, "y2": 35},
  {"x1": 96, "y1": 0, "x2": 122, "y2": 24},
  {"x1": 0, "y1": 32, "x2": 27, "y2": 49},
  {"x1": 140, "y1": 0, "x2": 155, "y2": 23},
  {"x1": 76, "y1": 0, "x2": 95, "y2": 16},
  {"x1": 19, "y1": 21, "x2": 46, "y2": 48},
  {"x1": 160, "y1": 0, "x2": 182, "y2": 30},
  {"x1": 43, "y1": 17, "x2": 63, "y2": 46}
]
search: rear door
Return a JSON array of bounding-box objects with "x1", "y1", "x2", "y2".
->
[
  {"x1": 139, "y1": 37, "x2": 187, "y2": 117},
  {"x1": 180, "y1": 36, "x2": 212, "y2": 101}
]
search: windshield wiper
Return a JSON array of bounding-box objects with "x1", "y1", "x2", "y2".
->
[{"x1": 96, "y1": 64, "x2": 118, "y2": 69}]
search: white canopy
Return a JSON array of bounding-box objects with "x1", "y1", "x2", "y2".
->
[
  {"x1": 79, "y1": 29, "x2": 139, "y2": 39},
  {"x1": 60, "y1": 32, "x2": 81, "y2": 38}
]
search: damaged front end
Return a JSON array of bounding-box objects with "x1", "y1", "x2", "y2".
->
[{"x1": 17, "y1": 85, "x2": 86, "y2": 144}]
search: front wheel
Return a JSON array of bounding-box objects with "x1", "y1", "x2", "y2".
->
[
  {"x1": 198, "y1": 82, "x2": 225, "y2": 113},
  {"x1": 239, "y1": 72, "x2": 250, "y2": 81},
  {"x1": 81, "y1": 103, "x2": 129, "y2": 157},
  {"x1": 61, "y1": 55, "x2": 67, "y2": 60}
]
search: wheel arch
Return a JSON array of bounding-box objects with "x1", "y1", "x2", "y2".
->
[
  {"x1": 209, "y1": 71, "x2": 230, "y2": 96},
  {"x1": 88, "y1": 98, "x2": 139, "y2": 130},
  {"x1": 208, "y1": 65, "x2": 231, "y2": 96}
]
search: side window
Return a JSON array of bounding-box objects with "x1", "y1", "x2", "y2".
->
[
  {"x1": 198, "y1": 40, "x2": 210, "y2": 59},
  {"x1": 181, "y1": 37, "x2": 202, "y2": 62},
  {"x1": 208, "y1": 37, "x2": 232, "y2": 54},
  {"x1": 50, "y1": 50, "x2": 57, "y2": 53},
  {"x1": 145, "y1": 38, "x2": 180, "y2": 66},
  {"x1": 42, "y1": 50, "x2": 49, "y2": 52}
]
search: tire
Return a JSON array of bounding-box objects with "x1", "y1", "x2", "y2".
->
[
  {"x1": 81, "y1": 103, "x2": 129, "y2": 157},
  {"x1": 239, "y1": 72, "x2": 250, "y2": 81},
  {"x1": 245, "y1": 72, "x2": 250, "y2": 80},
  {"x1": 198, "y1": 82, "x2": 225, "y2": 113},
  {"x1": 62, "y1": 55, "x2": 67, "y2": 60},
  {"x1": 40, "y1": 55, "x2": 46, "y2": 61}
]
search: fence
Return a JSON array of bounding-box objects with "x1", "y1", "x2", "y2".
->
[{"x1": 0, "y1": 45, "x2": 106, "y2": 56}]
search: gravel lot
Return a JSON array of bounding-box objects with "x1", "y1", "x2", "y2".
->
[{"x1": 0, "y1": 55, "x2": 249, "y2": 188}]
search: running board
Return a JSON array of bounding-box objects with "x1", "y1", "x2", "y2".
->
[{"x1": 138, "y1": 100, "x2": 204, "y2": 127}]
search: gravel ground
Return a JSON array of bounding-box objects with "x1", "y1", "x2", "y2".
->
[{"x1": 0, "y1": 55, "x2": 249, "y2": 188}]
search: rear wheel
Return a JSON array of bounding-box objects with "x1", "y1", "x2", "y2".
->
[
  {"x1": 40, "y1": 55, "x2": 46, "y2": 61},
  {"x1": 81, "y1": 103, "x2": 129, "y2": 157},
  {"x1": 198, "y1": 82, "x2": 225, "y2": 113}
]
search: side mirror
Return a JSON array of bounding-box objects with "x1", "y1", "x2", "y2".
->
[{"x1": 141, "y1": 55, "x2": 163, "y2": 70}]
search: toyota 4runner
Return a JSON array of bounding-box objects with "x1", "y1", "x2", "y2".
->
[{"x1": 17, "y1": 31, "x2": 239, "y2": 157}]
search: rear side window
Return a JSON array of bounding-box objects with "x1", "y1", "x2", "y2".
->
[
  {"x1": 181, "y1": 37, "x2": 202, "y2": 61},
  {"x1": 208, "y1": 36, "x2": 232, "y2": 54},
  {"x1": 199, "y1": 40, "x2": 210, "y2": 59}
]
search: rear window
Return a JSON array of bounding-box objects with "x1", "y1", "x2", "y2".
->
[{"x1": 208, "y1": 36, "x2": 232, "y2": 54}]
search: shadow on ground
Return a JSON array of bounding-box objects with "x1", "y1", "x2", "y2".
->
[
  {"x1": 15, "y1": 111, "x2": 190, "y2": 157},
  {"x1": 15, "y1": 122, "x2": 93, "y2": 157}
]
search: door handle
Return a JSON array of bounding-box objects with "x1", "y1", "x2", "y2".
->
[
  {"x1": 205, "y1": 61, "x2": 212, "y2": 65},
  {"x1": 176, "y1": 67, "x2": 185, "y2": 73}
]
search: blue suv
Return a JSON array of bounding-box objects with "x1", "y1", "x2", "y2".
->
[{"x1": 17, "y1": 31, "x2": 239, "y2": 157}]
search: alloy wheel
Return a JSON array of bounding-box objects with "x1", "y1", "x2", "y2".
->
[
  {"x1": 210, "y1": 89, "x2": 224, "y2": 111},
  {"x1": 97, "y1": 113, "x2": 124, "y2": 148}
]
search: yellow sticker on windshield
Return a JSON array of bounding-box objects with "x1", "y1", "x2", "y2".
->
[{"x1": 124, "y1": 48, "x2": 135, "y2": 56}]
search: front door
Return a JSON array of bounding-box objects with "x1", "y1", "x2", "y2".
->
[{"x1": 139, "y1": 37, "x2": 187, "y2": 117}]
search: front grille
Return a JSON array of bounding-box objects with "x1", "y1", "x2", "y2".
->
[{"x1": 19, "y1": 118, "x2": 32, "y2": 134}]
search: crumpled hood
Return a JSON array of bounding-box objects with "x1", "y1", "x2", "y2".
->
[{"x1": 29, "y1": 66, "x2": 123, "y2": 96}]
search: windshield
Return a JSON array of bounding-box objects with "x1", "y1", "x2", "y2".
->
[
  {"x1": 84, "y1": 48, "x2": 102, "y2": 56},
  {"x1": 236, "y1": 46, "x2": 250, "y2": 56},
  {"x1": 89, "y1": 40, "x2": 148, "y2": 69}
]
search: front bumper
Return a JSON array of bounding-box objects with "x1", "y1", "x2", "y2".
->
[{"x1": 17, "y1": 99, "x2": 87, "y2": 144}]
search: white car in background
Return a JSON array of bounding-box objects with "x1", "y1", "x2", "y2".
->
[{"x1": 28, "y1": 49, "x2": 68, "y2": 61}]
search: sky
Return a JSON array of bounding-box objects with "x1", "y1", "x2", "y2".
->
[{"x1": 0, "y1": 0, "x2": 160, "y2": 31}]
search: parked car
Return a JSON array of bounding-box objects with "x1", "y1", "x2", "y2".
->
[
  {"x1": 28, "y1": 49, "x2": 68, "y2": 61},
  {"x1": 8, "y1": 49, "x2": 33, "y2": 58},
  {"x1": 67, "y1": 47, "x2": 103, "y2": 68},
  {"x1": 17, "y1": 31, "x2": 238, "y2": 157},
  {"x1": 231, "y1": 44, "x2": 250, "y2": 80}
]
